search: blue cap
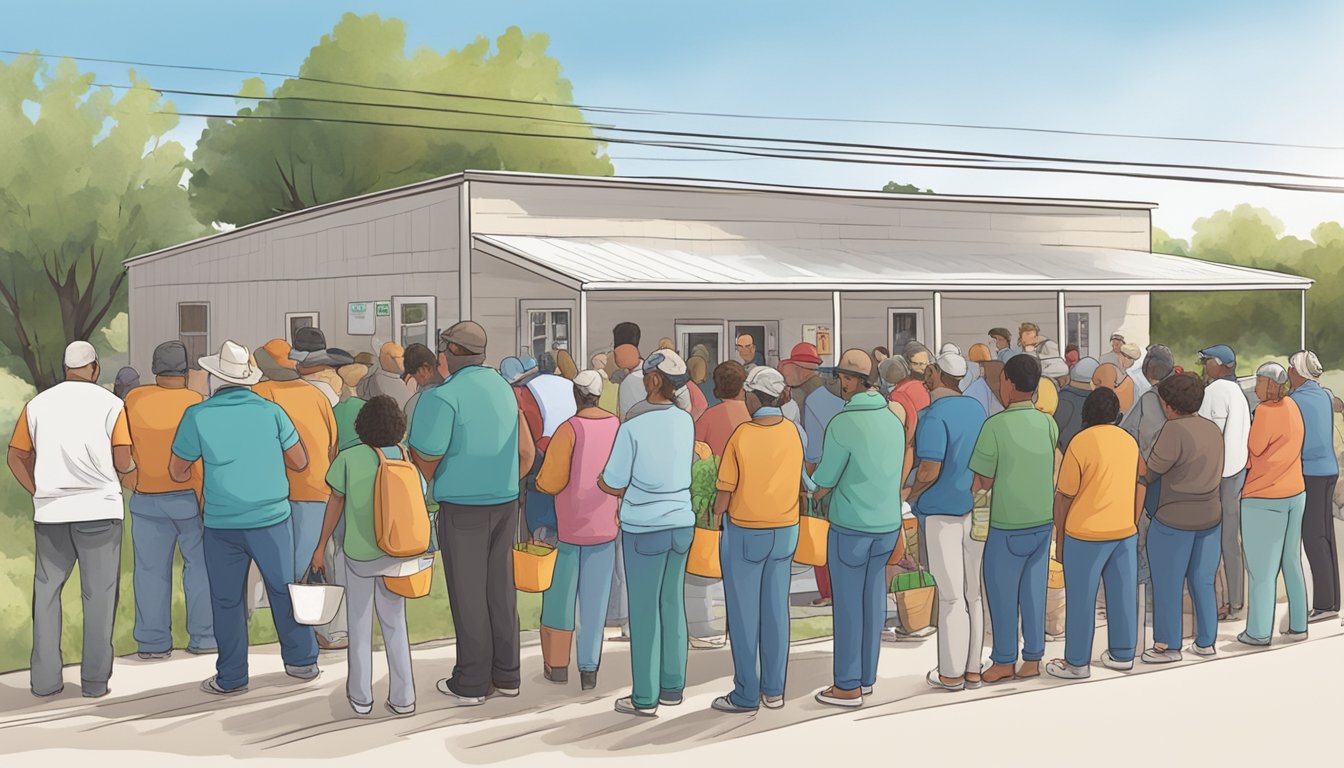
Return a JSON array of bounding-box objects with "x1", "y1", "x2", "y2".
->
[
  {"x1": 1070, "y1": 356, "x2": 1100, "y2": 383},
  {"x1": 1198, "y1": 345, "x2": 1236, "y2": 366},
  {"x1": 499, "y1": 356, "x2": 537, "y2": 383}
]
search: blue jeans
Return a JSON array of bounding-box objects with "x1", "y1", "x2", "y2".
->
[
  {"x1": 984, "y1": 523, "x2": 1051, "y2": 665},
  {"x1": 623, "y1": 528, "x2": 693, "y2": 709},
  {"x1": 1062, "y1": 534, "x2": 1137, "y2": 666},
  {"x1": 1147, "y1": 519, "x2": 1221, "y2": 650},
  {"x1": 828, "y1": 524, "x2": 900, "y2": 691},
  {"x1": 130, "y1": 491, "x2": 215, "y2": 653},
  {"x1": 288, "y1": 501, "x2": 326, "y2": 581},
  {"x1": 721, "y1": 520, "x2": 798, "y2": 708},
  {"x1": 203, "y1": 520, "x2": 318, "y2": 690},
  {"x1": 541, "y1": 539, "x2": 617, "y2": 672}
]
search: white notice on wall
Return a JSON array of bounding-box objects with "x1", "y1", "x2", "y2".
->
[{"x1": 348, "y1": 301, "x2": 375, "y2": 336}]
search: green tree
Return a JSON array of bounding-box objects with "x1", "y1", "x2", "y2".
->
[
  {"x1": 189, "y1": 14, "x2": 614, "y2": 227},
  {"x1": 882, "y1": 180, "x2": 935, "y2": 194},
  {"x1": 0, "y1": 56, "x2": 203, "y2": 390}
]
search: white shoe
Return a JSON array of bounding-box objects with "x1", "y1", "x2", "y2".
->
[
  {"x1": 436, "y1": 678, "x2": 485, "y2": 706},
  {"x1": 814, "y1": 687, "x2": 863, "y2": 708},
  {"x1": 1141, "y1": 647, "x2": 1182, "y2": 664},
  {"x1": 1045, "y1": 660, "x2": 1090, "y2": 680},
  {"x1": 926, "y1": 669, "x2": 965, "y2": 691},
  {"x1": 349, "y1": 698, "x2": 373, "y2": 715},
  {"x1": 760, "y1": 694, "x2": 785, "y2": 710},
  {"x1": 689, "y1": 635, "x2": 727, "y2": 650},
  {"x1": 1101, "y1": 651, "x2": 1134, "y2": 671},
  {"x1": 1188, "y1": 643, "x2": 1217, "y2": 657}
]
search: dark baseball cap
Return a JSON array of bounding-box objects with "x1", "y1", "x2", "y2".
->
[
  {"x1": 292, "y1": 326, "x2": 327, "y2": 353},
  {"x1": 151, "y1": 341, "x2": 189, "y2": 376}
]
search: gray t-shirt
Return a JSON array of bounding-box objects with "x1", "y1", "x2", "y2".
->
[
  {"x1": 1121, "y1": 388, "x2": 1167, "y2": 459},
  {"x1": 1142, "y1": 415, "x2": 1224, "y2": 531}
]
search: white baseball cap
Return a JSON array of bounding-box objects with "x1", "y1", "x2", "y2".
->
[
  {"x1": 64, "y1": 340, "x2": 98, "y2": 369},
  {"x1": 743, "y1": 366, "x2": 787, "y2": 398},
  {"x1": 573, "y1": 369, "x2": 604, "y2": 398},
  {"x1": 935, "y1": 351, "x2": 968, "y2": 378}
]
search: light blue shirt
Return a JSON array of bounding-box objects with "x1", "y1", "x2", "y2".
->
[
  {"x1": 912, "y1": 395, "x2": 987, "y2": 516},
  {"x1": 171, "y1": 387, "x2": 299, "y2": 530},
  {"x1": 802, "y1": 384, "x2": 845, "y2": 465},
  {"x1": 602, "y1": 404, "x2": 695, "y2": 532},
  {"x1": 997, "y1": 346, "x2": 1022, "y2": 363},
  {"x1": 1290, "y1": 380, "x2": 1340, "y2": 477},
  {"x1": 963, "y1": 376, "x2": 1004, "y2": 418}
]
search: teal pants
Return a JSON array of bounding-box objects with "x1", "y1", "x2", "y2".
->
[
  {"x1": 540, "y1": 540, "x2": 616, "y2": 672},
  {"x1": 1241, "y1": 493, "x2": 1308, "y2": 640},
  {"x1": 623, "y1": 528, "x2": 693, "y2": 709}
]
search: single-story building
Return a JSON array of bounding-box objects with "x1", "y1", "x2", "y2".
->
[{"x1": 125, "y1": 170, "x2": 1311, "y2": 377}]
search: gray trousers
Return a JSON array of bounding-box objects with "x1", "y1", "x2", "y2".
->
[
  {"x1": 1220, "y1": 470, "x2": 1248, "y2": 610},
  {"x1": 685, "y1": 574, "x2": 723, "y2": 638},
  {"x1": 439, "y1": 500, "x2": 521, "y2": 697},
  {"x1": 606, "y1": 533, "x2": 629, "y2": 629},
  {"x1": 32, "y1": 519, "x2": 123, "y2": 696},
  {"x1": 345, "y1": 557, "x2": 414, "y2": 709}
]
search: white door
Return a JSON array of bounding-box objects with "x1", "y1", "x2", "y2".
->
[
  {"x1": 1066, "y1": 306, "x2": 1101, "y2": 359},
  {"x1": 392, "y1": 296, "x2": 436, "y2": 349},
  {"x1": 676, "y1": 322, "x2": 726, "y2": 367},
  {"x1": 729, "y1": 320, "x2": 779, "y2": 367},
  {"x1": 888, "y1": 308, "x2": 926, "y2": 356},
  {"x1": 520, "y1": 305, "x2": 573, "y2": 361}
]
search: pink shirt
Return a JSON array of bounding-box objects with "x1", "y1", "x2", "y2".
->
[
  {"x1": 695, "y1": 399, "x2": 751, "y2": 457},
  {"x1": 537, "y1": 412, "x2": 621, "y2": 545}
]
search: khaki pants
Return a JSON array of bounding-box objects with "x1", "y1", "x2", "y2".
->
[{"x1": 922, "y1": 515, "x2": 985, "y2": 678}]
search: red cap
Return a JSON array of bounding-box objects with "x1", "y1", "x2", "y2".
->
[{"x1": 782, "y1": 342, "x2": 822, "y2": 367}]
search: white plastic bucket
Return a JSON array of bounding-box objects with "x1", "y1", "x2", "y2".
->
[{"x1": 288, "y1": 582, "x2": 345, "y2": 626}]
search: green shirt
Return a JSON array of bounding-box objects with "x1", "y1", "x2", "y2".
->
[
  {"x1": 333, "y1": 397, "x2": 365, "y2": 451},
  {"x1": 809, "y1": 391, "x2": 906, "y2": 534},
  {"x1": 969, "y1": 401, "x2": 1059, "y2": 530},
  {"x1": 408, "y1": 365, "x2": 521, "y2": 506},
  {"x1": 326, "y1": 444, "x2": 420, "y2": 562},
  {"x1": 171, "y1": 387, "x2": 299, "y2": 530}
]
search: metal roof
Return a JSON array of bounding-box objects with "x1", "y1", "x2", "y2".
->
[{"x1": 475, "y1": 234, "x2": 1312, "y2": 293}]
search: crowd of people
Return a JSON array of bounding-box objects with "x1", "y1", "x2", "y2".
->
[{"x1": 7, "y1": 317, "x2": 1341, "y2": 717}]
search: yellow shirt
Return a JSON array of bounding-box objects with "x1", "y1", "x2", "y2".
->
[
  {"x1": 124, "y1": 385, "x2": 203, "y2": 496},
  {"x1": 716, "y1": 419, "x2": 804, "y2": 529},
  {"x1": 1057, "y1": 424, "x2": 1142, "y2": 541},
  {"x1": 253, "y1": 380, "x2": 337, "y2": 502}
]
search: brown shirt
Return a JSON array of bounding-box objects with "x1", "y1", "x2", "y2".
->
[{"x1": 1142, "y1": 415, "x2": 1224, "y2": 531}]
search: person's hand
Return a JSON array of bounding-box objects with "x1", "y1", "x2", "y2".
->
[
  {"x1": 308, "y1": 548, "x2": 326, "y2": 578},
  {"x1": 896, "y1": 556, "x2": 919, "y2": 571}
]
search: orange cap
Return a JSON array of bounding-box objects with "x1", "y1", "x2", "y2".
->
[{"x1": 261, "y1": 338, "x2": 297, "y2": 370}]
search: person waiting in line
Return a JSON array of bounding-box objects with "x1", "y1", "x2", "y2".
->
[
  {"x1": 695, "y1": 361, "x2": 751, "y2": 458},
  {"x1": 1054, "y1": 357, "x2": 1098, "y2": 452},
  {"x1": 10, "y1": 341, "x2": 135, "y2": 698},
  {"x1": 1046, "y1": 388, "x2": 1145, "y2": 680},
  {"x1": 400, "y1": 343, "x2": 442, "y2": 430},
  {"x1": 988, "y1": 327, "x2": 1021, "y2": 363},
  {"x1": 1287, "y1": 350, "x2": 1341, "y2": 623},
  {"x1": 909, "y1": 351, "x2": 988, "y2": 692},
  {"x1": 1238, "y1": 362, "x2": 1308, "y2": 647},
  {"x1": 1196, "y1": 344, "x2": 1251, "y2": 621},
  {"x1": 1064, "y1": 344, "x2": 1081, "y2": 368},
  {"x1": 964, "y1": 344, "x2": 1005, "y2": 418},
  {"x1": 357, "y1": 342, "x2": 410, "y2": 409},
  {"x1": 803, "y1": 360, "x2": 848, "y2": 608},
  {"x1": 686, "y1": 356, "x2": 710, "y2": 420},
  {"x1": 971, "y1": 354, "x2": 1058, "y2": 684},
  {"x1": 735, "y1": 333, "x2": 760, "y2": 372},
  {"x1": 1018, "y1": 322, "x2": 1062, "y2": 362},
  {"x1": 900, "y1": 343, "x2": 934, "y2": 415},
  {"x1": 310, "y1": 395, "x2": 424, "y2": 716},
  {"x1": 605, "y1": 322, "x2": 642, "y2": 643},
  {"x1": 883, "y1": 355, "x2": 921, "y2": 485},
  {"x1": 1120, "y1": 345, "x2": 1177, "y2": 620},
  {"x1": 1099, "y1": 333, "x2": 1127, "y2": 368},
  {"x1": 783, "y1": 343, "x2": 837, "y2": 607},
  {"x1": 600, "y1": 350, "x2": 697, "y2": 717},
  {"x1": 171, "y1": 340, "x2": 319, "y2": 695},
  {"x1": 113, "y1": 366, "x2": 141, "y2": 399},
  {"x1": 1092, "y1": 362, "x2": 1135, "y2": 414},
  {"x1": 333, "y1": 362, "x2": 368, "y2": 451},
  {"x1": 123, "y1": 341, "x2": 216, "y2": 661},
  {"x1": 1118, "y1": 342, "x2": 1148, "y2": 399},
  {"x1": 1139, "y1": 372, "x2": 1224, "y2": 664},
  {"x1": 535, "y1": 371, "x2": 621, "y2": 690},
  {"x1": 710, "y1": 366, "x2": 812, "y2": 713},
  {"x1": 810, "y1": 349, "x2": 906, "y2": 709}
]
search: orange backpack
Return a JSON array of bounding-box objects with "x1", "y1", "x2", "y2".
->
[{"x1": 373, "y1": 446, "x2": 431, "y2": 557}]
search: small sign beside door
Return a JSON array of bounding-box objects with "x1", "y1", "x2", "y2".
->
[
  {"x1": 375, "y1": 301, "x2": 392, "y2": 317},
  {"x1": 803, "y1": 324, "x2": 832, "y2": 356}
]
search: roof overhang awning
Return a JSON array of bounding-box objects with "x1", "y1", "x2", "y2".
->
[{"x1": 474, "y1": 234, "x2": 1311, "y2": 293}]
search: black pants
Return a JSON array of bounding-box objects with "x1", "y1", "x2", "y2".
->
[
  {"x1": 439, "y1": 499, "x2": 521, "y2": 697},
  {"x1": 1302, "y1": 475, "x2": 1340, "y2": 612}
]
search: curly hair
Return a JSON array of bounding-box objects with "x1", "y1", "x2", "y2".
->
[
  {"x1": 1158, "y1": 372, "x2": 1205, "y2": 416},
  {"x1": 354, "y1": 395, "x2": 407, "y2": 448},
  {"x1": 1081, "y1": 387, "x2": 1121, "y2": 429},
  {"x1": 712, "y1": 360, "x2": 747, "y2": 400},
  {"x1": 1002, "y1": 354, "x2": 1042, "y2": 394}
]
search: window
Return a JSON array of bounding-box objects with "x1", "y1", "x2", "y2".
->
[
  {"x1": 285, "y1": 312, "x2": 318, "y2": 344},
  {"x1": 729, "y1": 320, "x2": 778, "y2": 367},
  {"x1": 392, "y1": 296, "x2": 436, "y2": 349},
  {"x1": 888, "y1": 308, "x2": 926, "y2": 356},
  {"x1": 528, "y1": 309, "x2": 570, "y2": 360},
  {"x1": 676, "y1": 323, "x2": 726, "y2": 368},
  {"x1": 178, "y1": 303, "x2": 208, "y2": 369},
  {"x1": 1066, "y1": 307, "x2": 1100, "y2": 358}
]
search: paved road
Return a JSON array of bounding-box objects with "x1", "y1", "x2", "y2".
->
[{"x1": 4, "y1": 605, "x2": 1340, "y2": 767}]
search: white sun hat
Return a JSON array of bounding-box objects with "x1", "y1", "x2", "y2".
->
[{"x1": 198, "y1": 340, "x2": 263, "y2": 386}]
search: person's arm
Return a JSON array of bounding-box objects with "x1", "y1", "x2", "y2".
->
[
  {"x1": 600, "y1": 423, "x2": 634, "y2": 497},
  {"x1": 535, "y1": 421, "x2": 575, "y2": 496},
  {"x1": 974, "y1": 474, "x2": 995, "y2": 492},
  {"x1": 712, "y1": 490, "x2": 732, "y2": 525},
  {"x1": 110, "y1": 410, "x2": 134, "y2": 474},
  {"x1": 907, "y1": 413, "x2": 945, "y2": 505},
  {"x1": 284, "y1": 441, "x2": 309, "y2": 472},
  {"x1": 1053, "y1": 445, "x2": 1083, "y2": 556},
  {"x1": 309, "y1": 493, "x2": 344, "y2": 576},
  {"x1": 714, "y1": 435, "x2": 742, "y2": 527},
  {"x1": 517, "y1": 410, "x2": 536, "y2": 481},
  {"x1": 1134, "y1": 454, "x2": 1149, "y2": 525},
  {"x1": 169, "y1": 408, "x2": 201, "y2": 484},
  {"x1": 324, "y1": 401, "x2": 338, "y2": 462},
  {"x1": 1246, "y1": 408, "x2": 1273, "y2": 458},
  {"x1": 908, "y1": 461, "x2": 942, "y2": 506},
  {"x1": 7, "y1": 447, "x2": 35, "y2": 496},
  {"x1": 1143, "y1": 426, "x2": 1178, "y2": 484},
  {"x1": 809, "y1": 423, "x2": 851, "y2": 501},
  {"x1": 408, "y1": 391, "x2": 453, "y2": 487},
  {"x1": 1052, "y1": 492, "x2": 1074, "y2": 557},
  {"x1": 968, "y1": 421, "x2": 999, "y2": 493}
]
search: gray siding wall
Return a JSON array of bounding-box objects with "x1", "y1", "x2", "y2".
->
[{"x1": 471, "y1": 249, "x2": 578, "y2": 366}]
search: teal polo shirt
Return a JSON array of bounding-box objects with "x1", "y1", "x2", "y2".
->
[
  {"x1": 171, "y1": 386, "x2": 300, "y2": 530},
  {"x1": 408, "y1": 365, "x2": 521, "y2": 506}
]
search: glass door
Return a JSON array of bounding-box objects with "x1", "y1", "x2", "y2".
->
[{"x1": 392, "y1": 296, "x2": 436, "y2": 349}]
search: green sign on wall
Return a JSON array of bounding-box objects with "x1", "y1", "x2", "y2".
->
[{"x1": 375, "y1": 301, "x2": 391, "y2": 317}]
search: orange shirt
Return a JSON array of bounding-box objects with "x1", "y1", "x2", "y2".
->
[
  {"x1": 1243, "y1": 397, "x2": 1306, "y2": 499},
  {"x1": 1057, "y1": 425, "x2": 1143, "y2": 541},
  {"x1": 124, "y1": 385, "x2": 203, "y2": 496},
  {"x1": 253, "y1": 379, "x2": 337, "y2": 502},
  {"x1": 717, "y1": 419, "x2": 805, "y2": 529}
]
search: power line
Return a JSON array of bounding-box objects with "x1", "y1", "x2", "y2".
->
[
  {"x1": 164, "y1": 109, "x2": 1344, "y2": 194},
  {"x1": 8, "y1": 47, "x2": 1342, "y2": 152},
  {"x1": 98, "y1": 81, "x2": 1344, "y2": 182}
]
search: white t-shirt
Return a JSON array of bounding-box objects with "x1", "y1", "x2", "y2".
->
[
  {"x1": 10, "y1": 381, "x2": 130, "y2": 523},
  {"x1": 1198, "y1": 378, "x2": 1251, "y2": 478}
]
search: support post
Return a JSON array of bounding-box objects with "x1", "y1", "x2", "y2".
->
[
  {"x1": 832, "y1": 291, "x2": 842, "y2": 365},
  {"x1": 1057, "y1": 290, "x2": 1067, "y2": 350},
  {"x1": 578, "y1": 289, "x2": 588, "y2": 368},
  {"x1": 933, "y1": 291, "x2": 944, "y2": 351},
  {"x1": 458, "y1": 180, "x2": 472, "y2": 321},
  {"x1": 1301, "y1": 288, "x2": 1307, "y2": 350}
]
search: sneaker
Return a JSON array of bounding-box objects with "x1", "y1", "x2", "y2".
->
[
  {"x1": 436, "y1": 678, "x2": 486, "y2": 706},
  {"x1": 186, "y1": 646, "x2": 218, "y2": 656},
  {"x1": 1100, "y1": 651, "x2": 1134, "y2": 671},
  {"x1": 137, "y1": 651, "x2": 172, "y2": 661},
  {"x1": 1281, "y1": 629, "x2": 1309, "y2": 643},
  {"x1": 285, "y1": 664, "x2": 321, "y2": 681},
  {"x1": 1308, "y1": 609, "x2": 1338, "y2": 624},
  {"x1": 201, "y1": 676, "x2": 247, "y2": 696},
  {"x1": 1235, "y1": 631, "x2": 1270, "y2": 647},
  {"x1": 609, "y1": 631, "x2": 632, "y2": 643},
  {"x1": 658, "y1": 689, "x2": 683, "y2": 706},
  {"x1": 385, "y1": 701, "x2": 416, "y2": 716},
  {"x1": 926, "y1": 669, "x2": 966, "y2": 691},
  {"x1": 690, "y1": 635, "x2": 727, "y2": 650},
  {"x1": 614, "y1": 696, "x2": 658, "y2": 717},
  {"x1": 317, "y1": 635, "x2": 349, "y2": 651},
  {"x1": 490, "y1": 685, "x2": 520, "y2": 698},
  {"x1": 711, "y1": 695, "x2": 758, "y2": 714},
  {"x1": 814, "y1": 686, "x2": 863, "y2": 708},
  {"x1": 1141, "y1": 647, "x2": 1183, "y2": 664},
  {"x1": 580, "y1": 670, "x2": 599, "y2": 691},
  {"x1": 810, "y1": 597, "x2": 832, "y2": 607},
  {"x1": 349, "y1": 699, "x2": 374, "y2": 715},
  {"x1": 860, "y1": 685, "x2": 873, "y2": 696},
  {"x1": 761, "y1": 694, "x2": 784, "y2": 710},
  {"x1": 1189, "y1": 643, "x2": 1217, "y2": 657},
  {"x1": 1045, "y1": 660, "x2": 1090, "y2": 680}
]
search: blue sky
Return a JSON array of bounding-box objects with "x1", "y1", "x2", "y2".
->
[{"x1": 4, "y1": 0, "x2": 1341, "y2": 238}]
